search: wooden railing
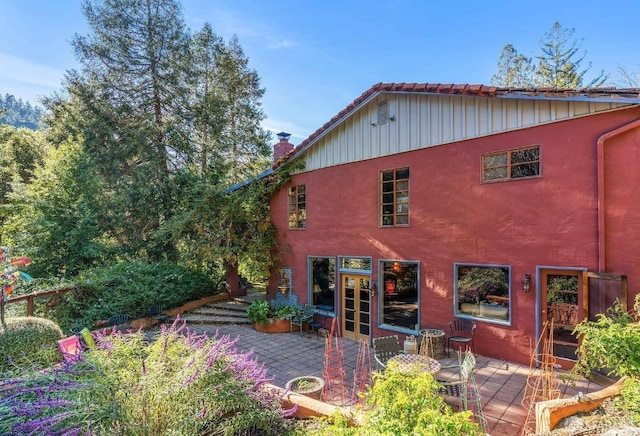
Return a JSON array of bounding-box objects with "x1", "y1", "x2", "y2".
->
[{"x1": 2, "y1": 287, "x2": 74, "y2": 316}]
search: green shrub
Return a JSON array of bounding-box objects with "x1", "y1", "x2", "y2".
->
[
  {"x1": 0, "y1": 316, "x2": 63, "y2": 371},
  {"x1": 246, "y1": 300, "x2": 301, "y2": 325},
  {"x1": 47, "y1": 261, "x2": 219, "y2": 332},
  {"x1": 310, "y1": 361, "x2": 483, "y2": 435},
  {"x1": 572, "y1": 294, "x2": 640, "y2": 378}
]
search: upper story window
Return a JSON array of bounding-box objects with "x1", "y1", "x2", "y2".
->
[
  {"x1": 380, "y1": 167, "x2": 409, "y2": 226},
  {"x1": 482, "y1": 145, "x2": 540, "y2": 183},
  {"x1": 288, "y1": 185, "x2": 306, "y2": 229}
]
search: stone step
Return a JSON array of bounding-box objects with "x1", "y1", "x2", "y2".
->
[
  {"x1": 191, "y1": 306, "x2": 247, "y2": 316},
  {"x1": 180, "y1": 313, "x2": 252, "y2": 325},
  {"x1": 203, "y1": 301, "x2": 251, "y2": 313}
]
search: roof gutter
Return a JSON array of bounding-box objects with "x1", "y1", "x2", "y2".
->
[{"x1": 596, "y1": 118, "x2": 640, "y2": 271}]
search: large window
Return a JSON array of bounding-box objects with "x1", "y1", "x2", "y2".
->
[
  {"x1": 482, "y1": 146, "x2": 540, "y2": 182},
  {"x1": 380, "y1": 167, "x2": 409, "y2": 226},
  {"x1": 380, "y1": 260, "x2": 419, "y2": 331},
  {"x1": 309, "y1": 257, "x2": 335, "y2": 313},
  {"x1": 454, "y1": 264, "x2": 511, "y2": 324},
  {"x1": 288, "y1": 185, "x2": 306, "y2": 229}
]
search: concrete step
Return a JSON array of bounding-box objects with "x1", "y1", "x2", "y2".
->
[
  {"x1": 203, "y1": 301, "x2": 251, "y2": 313},
  {"x1": 191, "y1": 305, "x2": 247, "y2": 316},
  {"x1": 180, "y1": 313, "x2": 252, "y2": 325}
]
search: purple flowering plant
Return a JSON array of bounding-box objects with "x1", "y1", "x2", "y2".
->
[{"x1": 0, "y1": 317, "x2": 295, "y2": 435}]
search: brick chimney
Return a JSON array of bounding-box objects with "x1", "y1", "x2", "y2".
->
[{"x1": 273, "y1": 132, "x2": 294, "y2": 164}]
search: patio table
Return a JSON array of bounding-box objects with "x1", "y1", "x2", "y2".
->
[{"x1": 387, "y1": 353, "x2": 441, "y2": 375}]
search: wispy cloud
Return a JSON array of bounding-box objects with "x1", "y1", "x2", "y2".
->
[
  {"x1": 267, "y1": 39, "x2": 296, "y2": 50},
  {"x1": 0, "y1": 53, "x2": 65, "y2": 89},
  {"x1": 187, "y1": 7, "x2": 300, "y2": 52}
]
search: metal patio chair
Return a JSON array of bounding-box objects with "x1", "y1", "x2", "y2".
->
[
  {"x1": 107, "y1": 314, "x2": 132, "y2": 332},
  {"x1": 372, "y1": 335, "x2": 402, "y2": 369},
  {"x1": 290, "y1": 304, "x2": 316, "y2": 334},
  {"x1": 448, "y1": 319, "x2": 476, "y2": 356}
]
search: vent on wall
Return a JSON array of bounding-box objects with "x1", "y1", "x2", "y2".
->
[{"x1": 377, "y1": 100, "x2": 389, "y2": 125}]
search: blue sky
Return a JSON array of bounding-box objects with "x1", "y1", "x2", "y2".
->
[{"x1": 1, "y1": 0, "x2": 639, "y2": 143}]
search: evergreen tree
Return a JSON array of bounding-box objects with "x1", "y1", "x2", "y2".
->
[
  {"x1": 0, "y1": 94, "x2": 44, "y2": 130},
  {"x1": 490, "y1": 44, "x2": 535, "y2": 88},
  {"x1": 53, "y1": 0, "x2": 194, "y2": 261},
  {"x1": 535, "y1": 22, "x2": 606, "y2": 88},
  {"x1": 0, "y1": 125, "x2": 48, "y2": 231},
  {"x1": 3, "y1": 138, "x2": 105, "y2": 277},
  {"x1": 214, "y1": 36, "x2": 271, "y2": 185}
]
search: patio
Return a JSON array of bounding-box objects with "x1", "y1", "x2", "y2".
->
[{"x1": 187, "y1": 321, "x2": 605, "y2": 435}]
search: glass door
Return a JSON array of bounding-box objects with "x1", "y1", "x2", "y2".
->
[
  {"x1": 342, "y1": 274, "x2": 371, "y2": 341},
  {"x1": 541, "y1": 270, "x2": 584, "y2": 370}
]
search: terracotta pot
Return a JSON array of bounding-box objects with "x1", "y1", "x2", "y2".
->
[{"x1": 253, "y1": 319, "x2": 291, "y2": 333}]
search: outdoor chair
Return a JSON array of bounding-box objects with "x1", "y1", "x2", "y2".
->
[
  {"x1": 437, "y1": 351, "x2": 476, "y2": 411},
  {"x1": 58, "y1": 336, "x2": 83, "y2": 362},
  {"x1": 290, "y1": 304, "x2": 316, "y2": 334},
  {"x1": 107, "y1": 314, "x2": 132, "y2": 332},
  {"x1": 148, "y1": 305, "x2": 170, "y2": 325},
  {"x1": 372, "y1": 335, "x2": 402, "y2": 369},
  {"x1": 448, "y1": 319, "x2": 476, "y2": 356}
]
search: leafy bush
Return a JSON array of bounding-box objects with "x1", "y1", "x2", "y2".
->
[
  {"x1": 0, "y1": 321, "x2": 295, "y2": 435},
  {"x1": 0, "y1": 317, "x2": 63, "y2": 371},
  {"x1": 309, "y1": 361, "x2": 483, "y2": 435},
  {"x1": 47, "y1": 261, "x2": 220, "y2": 332},
  {"x1": 246, "y1": 300, "x2": 301, "y2": 325},
  {"x1": 572, "y1": 294, "x2": 640, "y2": 378}
]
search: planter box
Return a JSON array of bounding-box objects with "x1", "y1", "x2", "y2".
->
[{"x1": 253, "y1": 319, "x2": 291, "y2": 333}]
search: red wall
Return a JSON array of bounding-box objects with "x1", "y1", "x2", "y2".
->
[{"x1": 269, "y1": 107, "x2": 640, "y2": 364}]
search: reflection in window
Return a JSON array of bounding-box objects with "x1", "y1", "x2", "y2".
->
[
  {"x1": 482, "y1": 146, "x2": 540, "y2": 182},
  {"x1": 288, "y1": 185, "x2": 306, "y2": 229},
  {"x1": 455, "y1": 264, "x2": 511, "y2": 324},
  {"x1": 380, "y1": 167, "x2": 409, "y2": 226},
  {"x1": 339, "y1": 257, "x2": 372, "y2": 272},
  {"x1": 380, "y1": 260, "x2": 419, "y2": 331},
  {"x1": 310, "y1": 257, "x2": 335, "y2": 313}
]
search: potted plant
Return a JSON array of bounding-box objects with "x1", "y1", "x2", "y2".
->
[
  {"x1": 246, "y1": 300, "x2": 273, "y2": 326},
  {"x1": 246, "y1": 300, "x2": 301, "y2": 333},
  {"x1": 285, "y1": 375, "x2": 325, "y2": 400}
]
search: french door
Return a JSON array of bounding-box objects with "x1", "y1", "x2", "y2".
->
[{"x1": 341, "y1": 274, "x2": 371, "y2": 341}]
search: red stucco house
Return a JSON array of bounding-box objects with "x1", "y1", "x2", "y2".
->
[{"x1": 265, "y1": 83, "x2": 640, "y2": 367}]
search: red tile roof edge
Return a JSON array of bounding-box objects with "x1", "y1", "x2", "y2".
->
[{"x1": 274, "y1": 82, "x2": 640, "y2": 169}]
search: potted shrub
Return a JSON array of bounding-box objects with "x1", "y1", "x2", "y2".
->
[
  {"x1": 246, "y1": 300, "x2": 273, "y2": 326},
  {"x1": 246, "y1": 300, "x2": 301, "y2": 333},
  {"x1": 285, "y1": 375, "x2": 325, "y2": 400}
]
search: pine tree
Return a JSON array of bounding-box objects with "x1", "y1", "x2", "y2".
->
[
  {"x1": 55, "y1": 0, "x2": 194, "y2": 261},
  {"x1": 535, "y1": 22, "x2": 606, "y2": 89},
  {"x1": 490, "y1": 44, "x2": 535, "y2": 88}
]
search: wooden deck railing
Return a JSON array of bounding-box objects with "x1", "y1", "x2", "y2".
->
[{"x1": 2, "y1": 287, "x2": 74, "y2": 316}]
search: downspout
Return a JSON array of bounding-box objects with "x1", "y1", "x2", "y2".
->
[{"x1": 596, "y1": 118, "x2": 640, "y2": 272}]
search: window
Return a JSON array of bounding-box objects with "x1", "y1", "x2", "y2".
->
[
  {"x1": 380, "y1": 260, "x2": 419, "y2": 331},
  {"x1": 380, "y1": 167, "x2": 409, "y2": 226},
  {"x1": 309, "y1": 257, "x2": 336, "y2": 313},
  {"x1": 339, "y1": 257, "x2": 372, "y2": 272},
  {"x1": 288, "y1": 185, "x2": 306, "y2": 229},
  {"x1": 482, "y1": 146, "x2": 540, "y2": 182},
  {"x1": 454, "y1": 264, "x2": 511, "y2": 324}
]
